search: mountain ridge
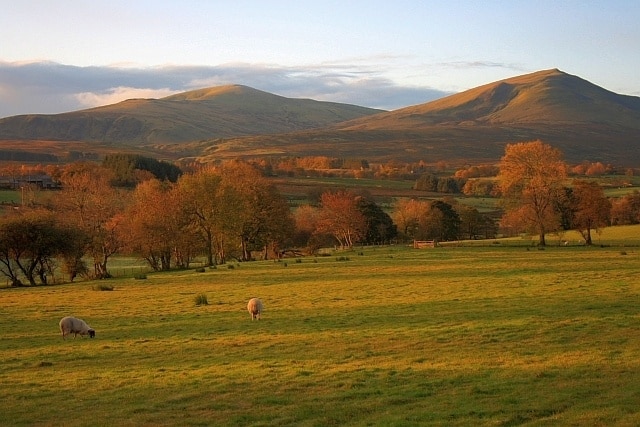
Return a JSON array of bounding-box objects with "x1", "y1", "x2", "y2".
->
[
  {"x1": 0, "y1": 85, "x2": 384, "y2": 144},
  {"x1": 1, "y1": 70, "x2": 640, "y2": 166},
  {"x1": 336, "y1": 69, "x2": 640, "y2": 129},
  {"x1": 192, "y1": 69, "x2": 640, "y2": 166}
]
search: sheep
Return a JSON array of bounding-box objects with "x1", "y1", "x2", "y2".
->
[
  {"x1": 247, "y1": 298, "x2": 263, "y2": 320},
  {"x1": 59, "y1": 316, "x2": 95, "y2": 340}
]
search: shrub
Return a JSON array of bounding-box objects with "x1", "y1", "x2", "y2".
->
[
  {"x1": 194, "y1": 294, "x2": 209, "y2": 306},
  {"x1": 93, "y1": 284, "x2": 114, "y2": 291}
]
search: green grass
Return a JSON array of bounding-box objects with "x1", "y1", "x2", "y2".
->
[
  {"x1": 0, "y1": 189, "x2": 19, "y2": 204},
  {"x1": 1, "y1": 234, "x2": 639, "y2": 425},
  {"x1": 283, "y1": 176, "x2": 416, "y2": 191}
]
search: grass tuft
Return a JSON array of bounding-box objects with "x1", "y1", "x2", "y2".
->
[{"x1": 194, "y1": 293, "x2": 209, "y2": 306}]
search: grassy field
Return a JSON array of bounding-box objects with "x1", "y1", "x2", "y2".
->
[
  {"x1": 0, "y1": 189, "x2": 20, "y2": 204},
  {"x1": 1, "y1": 229, "x2": 639, "y2": 426}
]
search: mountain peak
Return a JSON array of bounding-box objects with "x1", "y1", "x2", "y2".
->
[
  {"x1": 162, "y1": 85, "x2": 268, "y2": 101},
  {"x1": 0, "y1": 84, "x2": 381, "y2": 144},
  {"x1": 340, "y1": 68, "x2": 640, "y2": 129}
]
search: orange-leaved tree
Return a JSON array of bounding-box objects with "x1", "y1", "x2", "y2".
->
[
  {"x1": 52, "y1": 163, "x2": 128, "y2": 278},
  {"x1": 316, "y1": 190, "x2": 366, "y2": 249},
  {"x1": 176, "y1": 168, "x2": 231, "y2": 266},
  {"x1": 120, "y1": 179, "x2": 197, "y2": 270},
  {"x1": 569, "y1": 180, "x2": 611, "y2": 245},
  {"x1": 497, "y1": 140, "x2": 567, "y2": 246},
  {"x1": 219, "y1": 161, "x2": 293, "y2": 261}
]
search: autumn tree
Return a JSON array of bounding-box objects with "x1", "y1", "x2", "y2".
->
[
  {"x1": 497, "y1": 141, "x2": 567, "y2": 246},
  {"x1": 610, "y1": 190, "x2": 640, "y2": 225},
  {"x1": 176, "y1": 168, "x2": 230, "y2": 265},
  {"x1": 462, "y1": 179, "x2": 495, "y2": 197},
  {"x1": 174, "y1": 161, "x2": 294, "y2": 264},
  {"x1": 414, "y1": 173, "x2": 439, "y2": 192},
  {"x1": 120, "y1": 179, "x2": 196, "y2": 270},
  {"x1": 316, "y1": 190, "x2": 366, "y2": 249},
  {"x1": 219, "y1": 161, "x2": 294, "y2": 261},
  {"x1": 52, "y1": 163, "x2": 128, "y2": 278},
  {"x1": 391, "y1": 199, "x2": 430, "y2": 241},
  {"x1": 568, "y1": 180, "x2": 611, "y2": 245},
  {"x1": 292, "y1": 204, "x2": 330, "y2": 253}
]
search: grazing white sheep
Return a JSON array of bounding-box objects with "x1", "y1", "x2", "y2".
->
[
  {"x1": 247, "y1": 298, "x2": 263, "y2": 320},
  {"x1": 59, "y1": 316, "x2": 95, "y2": 339}
]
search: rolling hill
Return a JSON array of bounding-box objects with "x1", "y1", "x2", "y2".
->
[
  {"x1": 0, "y1": 85, "x2": 383, "y2": 144},
  {"x1": 2, "y1": 69, "x2": 640, "y2": 166},
  {"x1": 195, "y1": 69, "x2": 640, "y2": 166}
]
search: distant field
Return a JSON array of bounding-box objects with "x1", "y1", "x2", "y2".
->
[
  {"x1": 0, "y1": 189, "x2": 19, "y2": 204},
  {"x1": 272, "y1": 175, "x2": 639, "y2": 211},
  {"x1": 1, "y1": 234, "x2": 638, "y2": 425}
]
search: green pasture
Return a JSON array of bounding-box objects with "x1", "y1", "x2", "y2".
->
[
  {"x1": 1, "y1": 232, "x2": 640, "y2": 425},
  {"x1": 0, "y1": 189, "x2": 19, "y2": 204},
  {"x1": 282, "y1": 176, "x2": 416, "y2": 191}
]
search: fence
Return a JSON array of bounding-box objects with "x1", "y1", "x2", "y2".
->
[{"x1": 413, "y1": 240, "x2": 435, "y2": 249}]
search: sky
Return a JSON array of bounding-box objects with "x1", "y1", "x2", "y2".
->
[{"x1": 1, "y1": 0, "x2": 639, "y2": 118}]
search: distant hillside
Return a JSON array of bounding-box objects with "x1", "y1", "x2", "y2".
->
[
  {"x1": 195, "y1": 69, "x2": 640, "y2": 166},
  {"x1": 2, "y1": 70, "x2": 640, "y2": 167},
  {"x1": 339, "y1": 69, "x2": 640, "y2": 129},
  {"x1": 0, "y1": 85, "x2": 383, "y2": 144}
]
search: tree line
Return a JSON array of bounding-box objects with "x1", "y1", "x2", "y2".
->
[{"x1": 1, "y1": 141, "x2": 639, "y2": 286}]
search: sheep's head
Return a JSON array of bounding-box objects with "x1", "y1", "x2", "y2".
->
[{"x1": 88, "y1": 329, "x2": 96, "y2": 338}]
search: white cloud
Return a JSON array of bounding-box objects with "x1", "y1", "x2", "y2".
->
[
  {"x1": 73, "y1": 87, "x2": 180, "y2": 109},
  {"x1": 0, "y1": 60, "x2": 450, "y2": 118}
]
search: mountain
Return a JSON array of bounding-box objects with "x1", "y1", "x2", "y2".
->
[
  {"x1": 339, "y1": 68, "x2": 640, "y2": 129},
  {"x1": 2, "y1": 70, "x2": 640, "y2": 166},
  {"x1": 196, "y1": 69, "x2": 640, "y2": 166},
  {"x1": 0, "y1": 85, "x2": 383, "y2": 144}
]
